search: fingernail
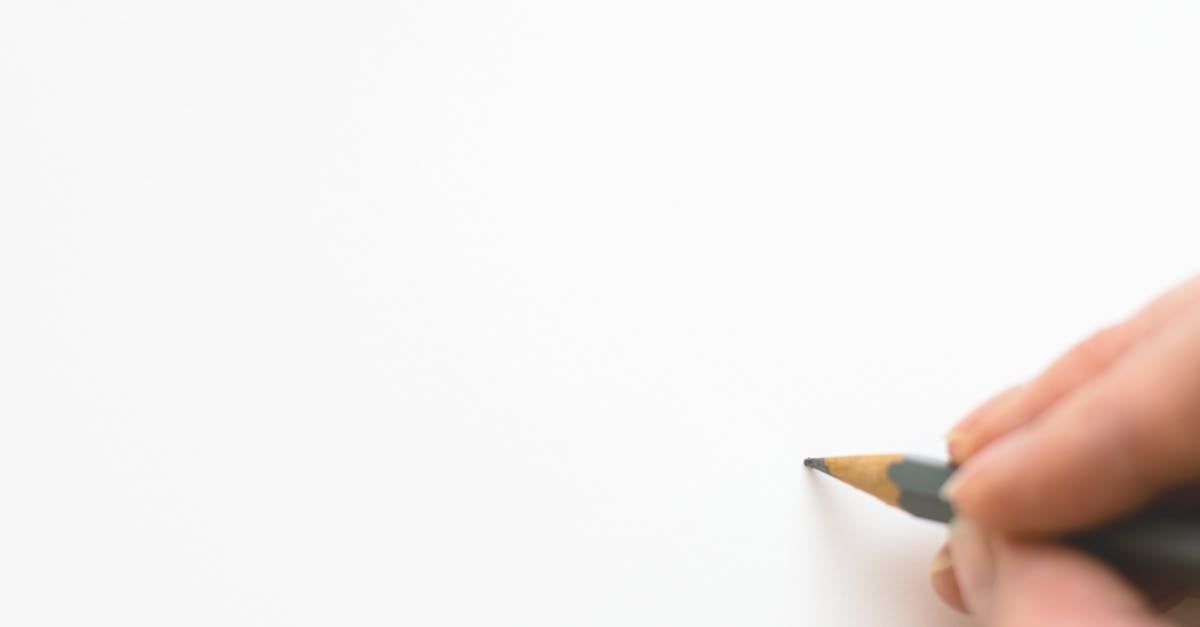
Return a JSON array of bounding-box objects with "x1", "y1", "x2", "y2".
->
[
  {"x1": 940, "y1": 427, "x2": 1035, "y2": 506},
  {"x1": 928, "y1": 545, "x2": 953, "y2": 576},
  {"x1": 945, "y1": 431, "x2": 966, "y2": 462},
  {"x1": 948, "y1": 517, "x2": 995, "y2": 615},
  {"x1": 939, "y1": 471, "x2": 964, "y2": 502}
]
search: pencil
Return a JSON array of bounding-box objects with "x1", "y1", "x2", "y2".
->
[{"x1": 805, "y1": 454, "x2": 1200, "y2": 582}]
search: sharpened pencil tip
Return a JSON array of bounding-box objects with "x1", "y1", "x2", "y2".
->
[{"x1": 804, "y1": 457, "x2": 830, "y2": 474}]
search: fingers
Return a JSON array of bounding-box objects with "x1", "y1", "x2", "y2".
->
[
  {"x1": 948, "y1": 276, "x2": 1200, "y2": 464},
  {"x1": 933, "y1": 280, "x2": 1200, "y2": 619},
  {"x1": 948, "y1": 519, "x2": 1169, "y2": 627},
  {"x1": 948, "y1": 323, "x2": 1127, "y2": 464},
  {"x1": 945, "y1": 303, "x2": 1200, "y2": 533}
]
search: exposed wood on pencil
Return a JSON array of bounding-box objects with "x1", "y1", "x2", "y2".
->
[{"x1": 805, "y1": 454, "x2": 905, "y2": 506}]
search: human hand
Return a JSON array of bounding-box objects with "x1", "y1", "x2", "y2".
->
[{"x1": 929, "y1": 276, "x2": 1200, "y2": 625}]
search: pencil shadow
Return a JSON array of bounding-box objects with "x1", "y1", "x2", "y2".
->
[{"x1": 796, "y1": 470, "x2": 971, "y2": 626}]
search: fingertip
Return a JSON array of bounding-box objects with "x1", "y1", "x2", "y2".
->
[{"x1": 940, "y1": 429, "x2": 1037, "y2": 528}]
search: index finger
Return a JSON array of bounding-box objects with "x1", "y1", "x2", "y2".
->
[
  {"x1": 945, "y1": 299, "x2": 1200, "y2": 534},
  {"x1": 949, "y1": 275, "x2": 1200, "y2": 464}
]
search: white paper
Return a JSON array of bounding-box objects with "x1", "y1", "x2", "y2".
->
[{"x1": 2, "y1": 2, "x2": 1198, "y2": 625}]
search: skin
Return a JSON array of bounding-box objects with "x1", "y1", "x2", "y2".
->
[{"x1": 928, "y1": 275, "x2": 1200, "y2": 625}]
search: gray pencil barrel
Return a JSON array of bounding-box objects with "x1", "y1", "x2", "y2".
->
[
  {"x1": 1075, "y1": 514, "x2": 1200, "y2": 582},
  {"x1": 888, "y1": 457, "x2": 1200, "y2": 582}
]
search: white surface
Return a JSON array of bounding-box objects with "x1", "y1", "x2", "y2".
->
[{"x1": 2, "y1": 1, "x2": 1199, "y2": 625}]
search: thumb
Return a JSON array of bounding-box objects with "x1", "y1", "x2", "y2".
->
[{"x1": 949, "y1": 518, "x2": 1169, "y2": 627}]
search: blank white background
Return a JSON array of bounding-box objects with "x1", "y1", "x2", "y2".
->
[{"x1": 2, "y1": 1, "x2": 1198, "y2": 625}]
